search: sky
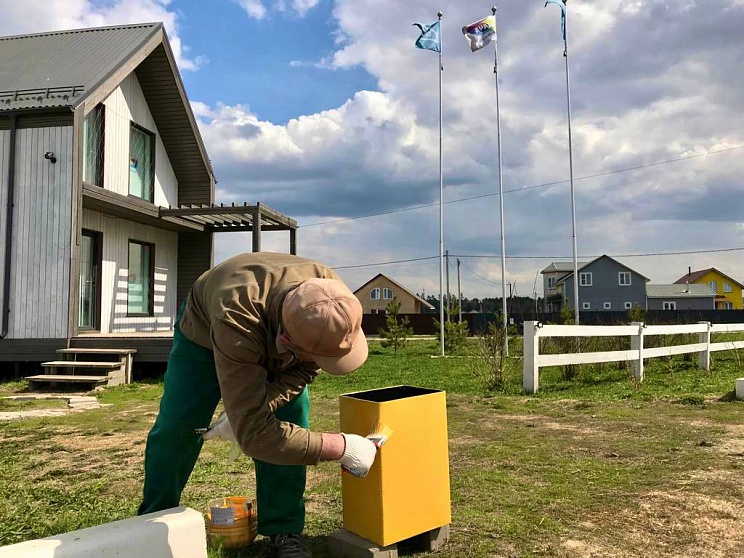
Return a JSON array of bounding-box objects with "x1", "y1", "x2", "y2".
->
[{"x1": 2, "y1": 0, "x2": 743, "y2": 301}]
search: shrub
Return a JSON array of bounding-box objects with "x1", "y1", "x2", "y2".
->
[
  {"x1": 433, "y1": 305, "x2": 469, "y2": 353},
  {"x1": 469, "y1": 323, "x2": 511, "y2": 391},
  {"x1": 378, "y1": 298, "x2": 413, "y2": 355}
]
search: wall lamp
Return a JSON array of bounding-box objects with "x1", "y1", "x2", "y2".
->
[{"x1": 44, "y1": 151, "x2": 57, "y2": 164}]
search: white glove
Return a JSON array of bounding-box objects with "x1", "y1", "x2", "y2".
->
[
  {"x1": 339, "y1": 433, "x2": 379, "y2": 478},
  {"x1": 202, "y1": 412, "x2": 237, "y2": 443}
]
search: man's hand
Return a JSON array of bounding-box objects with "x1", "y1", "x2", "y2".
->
[
  {"x1": 202, "y1": 412, "x2": 237, "y2": 443},
  {"x1": 339, "y1": 433, "x2": 379, "y2": 477}
]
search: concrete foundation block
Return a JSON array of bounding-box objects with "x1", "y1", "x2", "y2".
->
[
  {"x1": 736, "y1": 378, "x2": 744, "y2": 400},
  {"x1": 0, "y1": 506, "x2": 207, "y2": 558},
  {"x1": 328, "y1": 529, "x2": 399, "y2": 558},
  {"x1": 410, "y1": 524, "x2": 450, "y2": 551}
]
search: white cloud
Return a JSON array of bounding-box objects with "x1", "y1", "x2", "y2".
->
[
  {"x1": 206, "y1": 0, "x2": 744, "y2": 298},
  {"x1": 235, "y1": 0, "x2": 266, "y2": 20},
  {"x1": 0, "y1": 0, "x2": 204, "y2": 71},
  {"x1": 234, "y1": 0, "x2": 320, "y2": 19}
]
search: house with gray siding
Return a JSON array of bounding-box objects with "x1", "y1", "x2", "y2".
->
[
  {"x1": 547, "y1": 255, "x2": 648, "y2": 312},
  {"x1": 541, "y1": 261, "x2": 587, "y2": 312},
  {"x1": 646, "y1": 284, "x2": 716, "y2": 311},
  {"x1": 0, "y1": 23, "x2": 296, "y2": 369}
]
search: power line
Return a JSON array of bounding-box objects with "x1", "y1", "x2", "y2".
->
[
  {"x1": 302, "y1": 145, "x2": 743, "y2": 228},
  {"x1": 331, "y1": 245, "x2": 744, "y2": 271},
  {"x1": 459, "y1": 261, "x2": 502, "y2": 286},
  {"x1": 332, "y1": 255, "x2": 438, "y2": 270},
  {"x1": 455, "y1": 246, "x2": 744, "y2": 260}
]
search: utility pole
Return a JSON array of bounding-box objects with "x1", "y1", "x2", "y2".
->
[
  {"x1": 445, "y1": 250, "x2": 451, "y2": 320},
  {"x1": 457, "y1": 258, "x2": 462, "y2": 322}
]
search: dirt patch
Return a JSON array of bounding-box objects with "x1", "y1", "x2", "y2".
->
[{"x1": 564, "y1": 489, "x2": 744, "y2": 558}]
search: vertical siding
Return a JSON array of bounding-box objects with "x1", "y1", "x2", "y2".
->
[
  {"x1": 101, "y1": 72, "x2": 178, "y2": 207},
  {"x1": 0, "y1": 130, "x2": 9, "y2": 318},
  {"x1": 6, "y1": 127, "x2": 73, "y2": 339},
  {"x1": 82, "y1": 208, "x2": 177, "y2": 333},
  {"x1": 177, "y1": 232, "x2": 212, "y2": 305}
]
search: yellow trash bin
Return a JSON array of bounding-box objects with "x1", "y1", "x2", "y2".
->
[{"x1": 339, "y1": 386, "x2": 451, "y2": 547}]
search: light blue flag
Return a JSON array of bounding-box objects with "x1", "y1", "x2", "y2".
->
[
  {"x1": 413, "y1": 20, "x2": 441, "y2": 53},
  {"x1": 544, "y1": 0, "x2": 566, "y2": 41}
]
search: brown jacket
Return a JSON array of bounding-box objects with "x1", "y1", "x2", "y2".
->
[{"x1": 178, "y1": 252, "x2": 341, "y2": 465}]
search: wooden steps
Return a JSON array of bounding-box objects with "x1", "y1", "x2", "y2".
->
[
  {"x1": 39, "y1": 361, "x2": 122, "y2": 369},
  {"x1": 26, "y1": 375, "x2": 109, "y2": 389},
  {"x1": 26, "y1": 348, "x2": 137, "y2": 389}
]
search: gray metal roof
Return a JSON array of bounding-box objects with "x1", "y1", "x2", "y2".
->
[
  {"x1": 0, "y1": 23, "x2": 160, "y2": 111},
  {"x1": 541, "y1": 261, "x2": 588, "y2": 273},
  {"x1": 0, "y1": 23, "x2": 214, "y2": 196},
  {"x1": 646, "y1": 284, "x2": 716, "y2": 298}
]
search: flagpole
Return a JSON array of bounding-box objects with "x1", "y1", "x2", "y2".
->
[
  {"x1": 437, "y1": 11, "x2": 445, "y2": 356},
  {"x1": 563, "y1": 4, "x2": 580, "y2": 325},
  {"x1": 492, "y1": 6, "x2": 508, "y2": 356}
]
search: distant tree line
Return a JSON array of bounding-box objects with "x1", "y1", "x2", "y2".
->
[{"x1": 419, "y1": 294, "x2": 543, "y2": 314}]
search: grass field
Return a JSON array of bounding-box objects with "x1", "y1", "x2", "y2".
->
[{"x1": 1, "y1": 338, "x2": 743, "y2": 557}]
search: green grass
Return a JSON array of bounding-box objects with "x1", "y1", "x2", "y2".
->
[{"x1": 1, "y1": 338, "x2": 743, "y2": 557}]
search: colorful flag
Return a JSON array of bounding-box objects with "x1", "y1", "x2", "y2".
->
[
  {"x1": 413, "y1": 20, "x2": 441, "y2": 53},
  {"x1": 544, "y1": 0, "x2": 567, "y2": 41},
  {"x1": 461, "y1": 15, "x2": 496, "y2": 52}
]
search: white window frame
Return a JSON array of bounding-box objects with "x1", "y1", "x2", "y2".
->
[
  {"x1": 624, "y1": 302, "x2": 632, "y2": 310},
  {"x1": 708, "y1": 280, "x2": 717, "y2": 293},
  {"x1": 603, "y1": 302, "x2": 612, "y2": 310},
  {"x1": 382, "y1": 288, "x2": 393, "y2": 300},
  {"x1": 582, "y1": 302, "x2": 591, "y2": 310},
  {"x1": 547, "y1": 277, "x2": 556, "y2": 288},
  {"x1": 723, "y1": 283, "x2": 733, "y2": 293},
  {"x1": 579, "y1": 272, "x2": 593, "y2": 287},
  {"x1": 662, "y1": 301, "x2": 677, "y2": 310},
  {"x1": 723, "y1": 301, "x2": 733, "y2": 310},
  {"x1": 370, "y1": 288, "x2": 380, "y2": 300},
  {"x1": 618, "y1": 272, "x2": 631, "y2": 286}
]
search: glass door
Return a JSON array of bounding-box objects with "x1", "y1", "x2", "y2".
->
[{"x1": 79, "y1": 230, "x2": 101, "y2": 330}]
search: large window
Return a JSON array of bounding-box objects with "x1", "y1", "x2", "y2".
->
[
  {"x1": 370, "y1": 288, "x2": 380, "y2": 300},
  {"x1": 662, "y1": 301, "x2": 676, "y2": 310},
  {"x1": 129, "y1": 123, "x2": 155, "y2": 201},
  {"x1": 618, "y1": 272, "x2": 631, "y2": 286},
  {"x1": 708, "y1": 280, "x2": 717, "y2": 293},
  {"x1": 579, "y1": 272, "x2": 593, "y2": 287},
  {"x1": 383, "y1": 288, "x2": 393, "y2": 300},
  {"x1": 547, "y1": 277, "x2": 556, "y2": 288},
  {"x1": 83, "y1": 104, "x2": 105, "y2": 186},
  {"x1": 128, "y1": 240, "x2": 154, "y2": 316}
]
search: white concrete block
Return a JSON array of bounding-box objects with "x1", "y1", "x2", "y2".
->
[
  {"x1": 736, "y1": 378, "x2": 744, "y2": 401},
  {"x1": 0, "y1": 507, "x2": 207, "y2": 558}
]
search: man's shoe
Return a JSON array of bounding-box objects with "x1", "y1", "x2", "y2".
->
[{"x1": 271, "y1": 533, "x2": 311, "y2": 558}]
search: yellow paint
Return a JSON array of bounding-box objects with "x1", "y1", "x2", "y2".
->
[
  {"x1": 689, "y1": 269, "x2": 743, "y2": 310},
  {"x1": 339, "y1": 386, "x2": 451, "y2": 547}
]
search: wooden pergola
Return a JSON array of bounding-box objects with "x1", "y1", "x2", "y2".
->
[{"x1": 160, "y1": 202, "x2": 298, "y2": 254}]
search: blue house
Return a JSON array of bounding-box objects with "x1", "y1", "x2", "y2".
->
[{"x1": 543, "y1": 255, "x2": 648, "y2": 312}]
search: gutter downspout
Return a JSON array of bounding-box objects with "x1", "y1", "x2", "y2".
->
[{"x1": 1, "y1": 114, "x2": 17, "y2": 339}]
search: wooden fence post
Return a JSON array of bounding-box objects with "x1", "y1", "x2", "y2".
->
[
  {"x1": 698, "y1": 321, "x2": 711, "y2": 371},
  {"x1": 630, "y1": 322, "x2": 645, "y2": 382},
  {"x1": 523, "y1": 321, "x2": 540, "y2": 394}
]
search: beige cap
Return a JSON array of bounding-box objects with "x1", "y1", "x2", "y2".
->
[{"x1": 282, "y1": 278, "x2": 368, "y2": 375}]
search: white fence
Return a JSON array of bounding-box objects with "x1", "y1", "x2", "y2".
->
[{"x1": 522, "y1": 321, "x2": 744, "y2": 394}]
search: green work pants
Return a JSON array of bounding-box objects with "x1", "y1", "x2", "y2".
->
[{"x1": 138, "y1": 305, "x2": 308, "y2": 536}]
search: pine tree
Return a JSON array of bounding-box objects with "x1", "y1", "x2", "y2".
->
[{"x1": 378, "y1": 298, "x2": 413, "y2": 355}]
